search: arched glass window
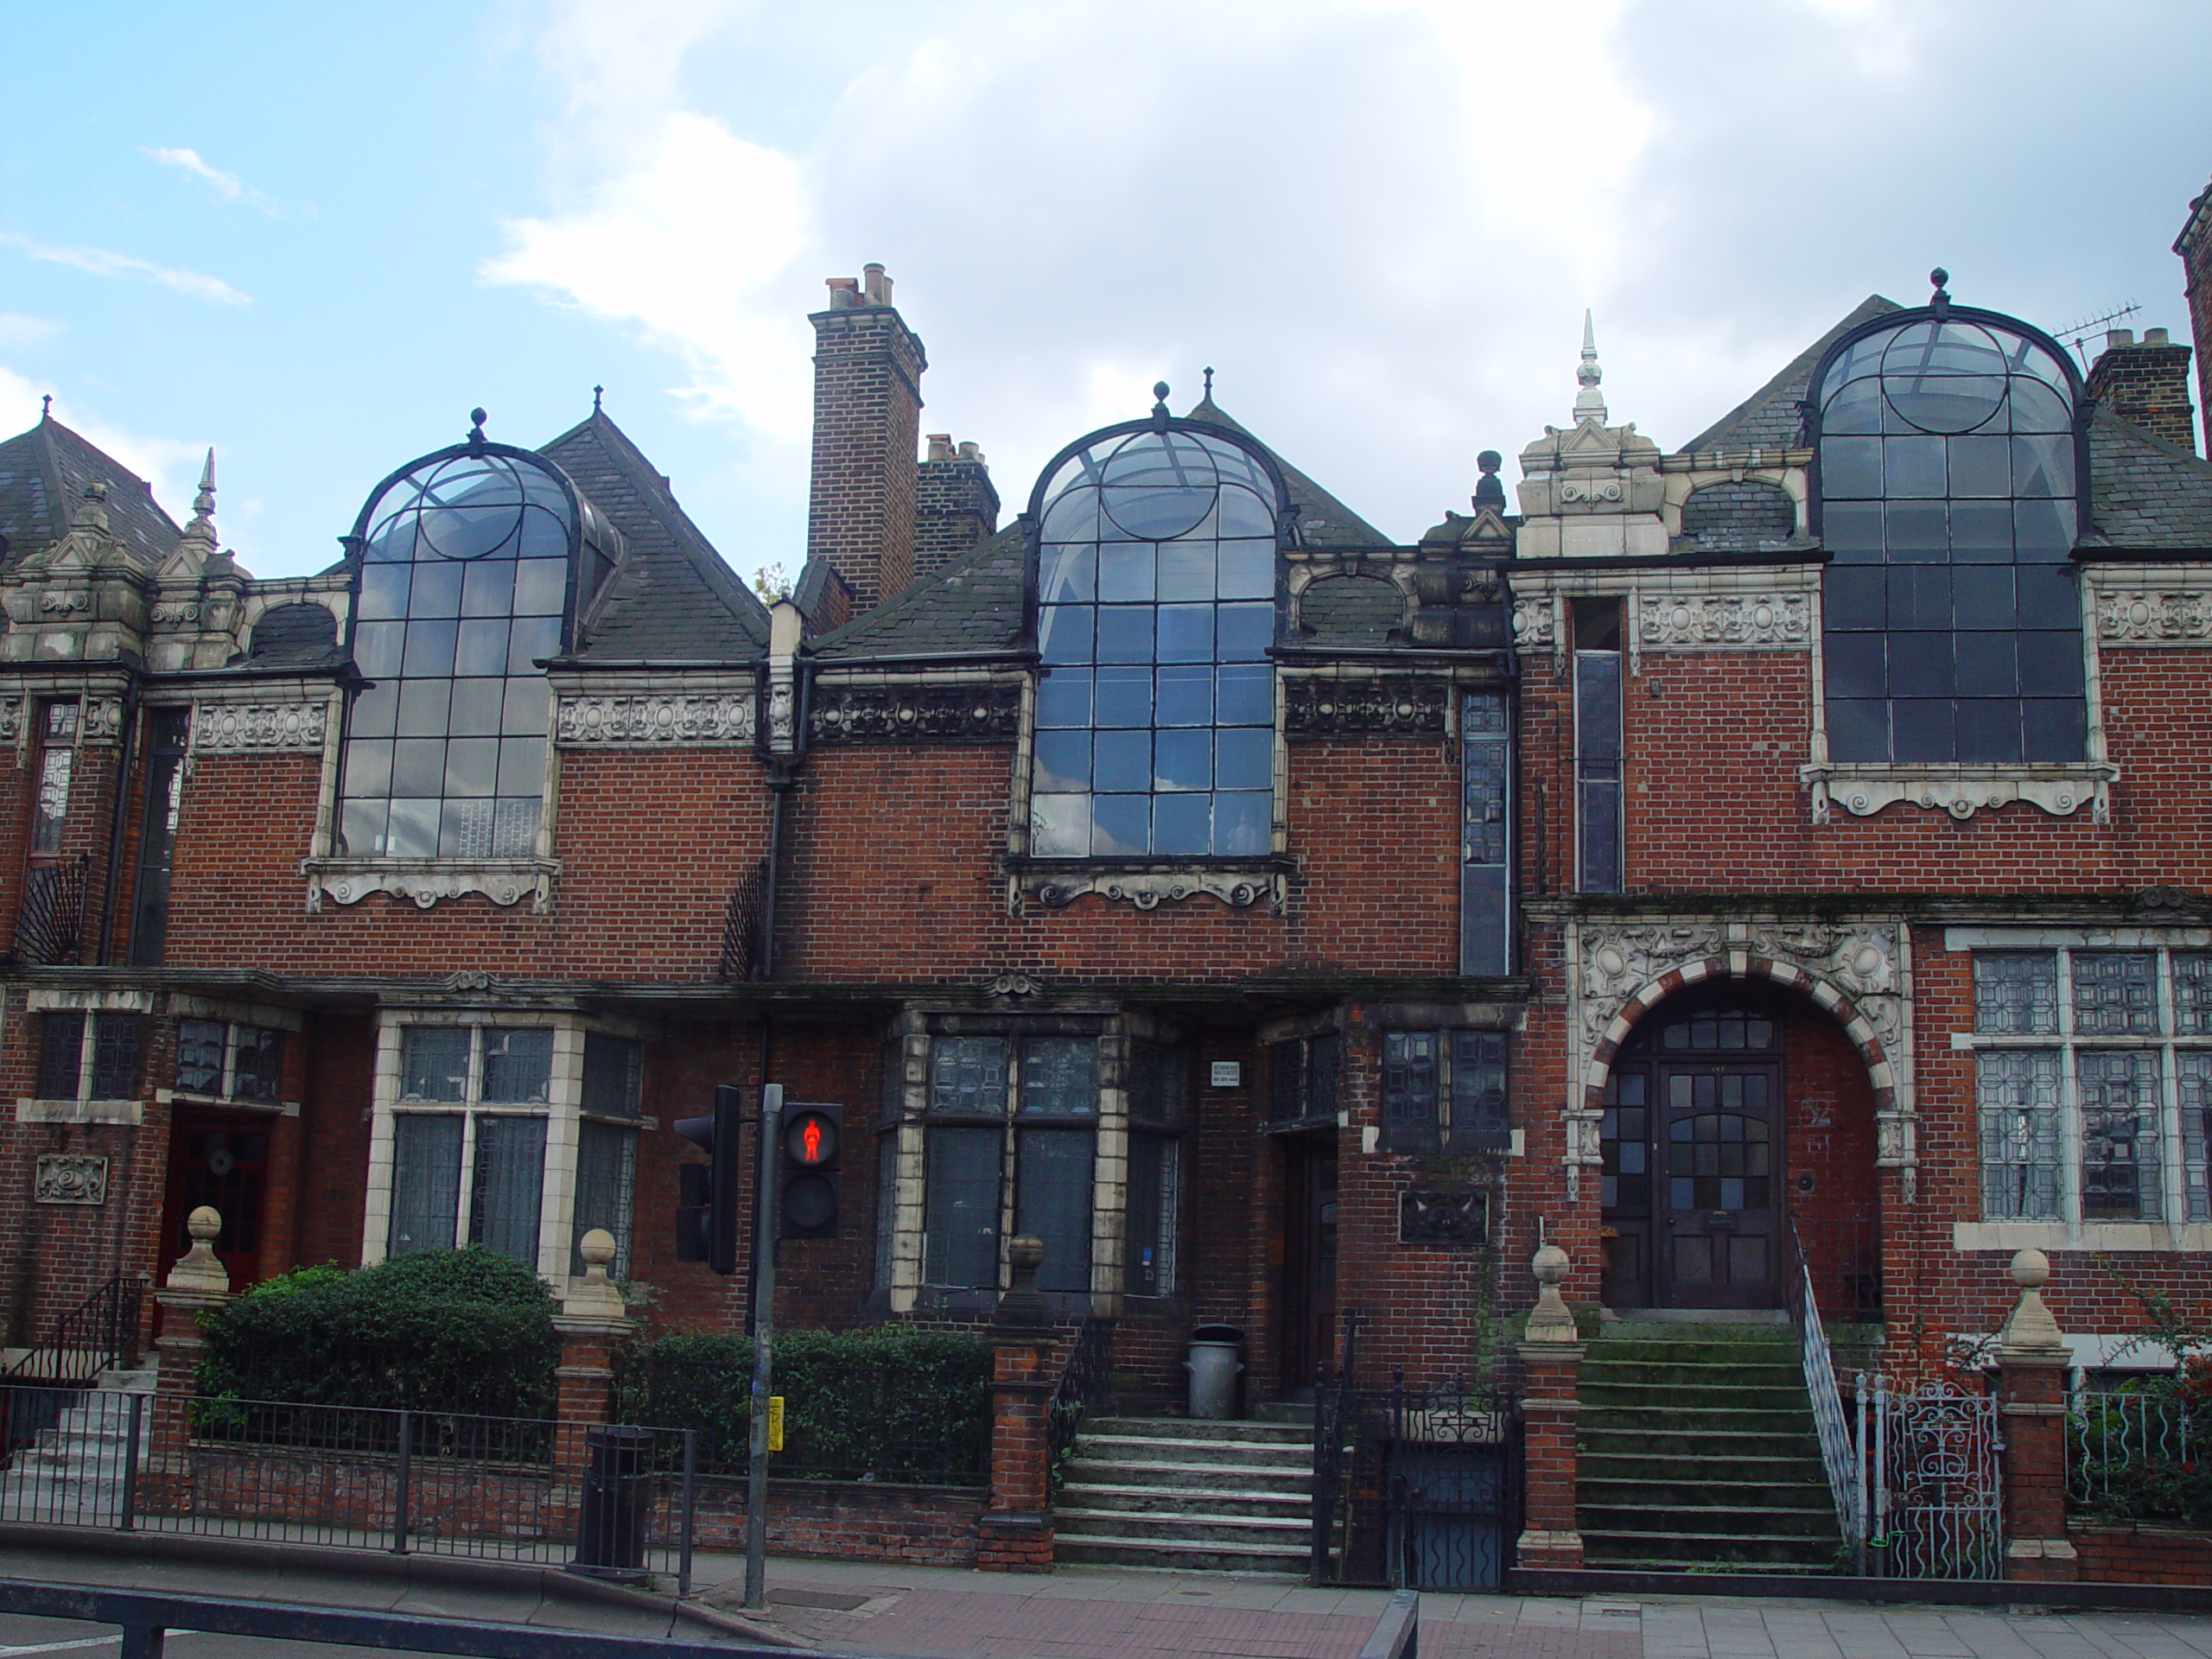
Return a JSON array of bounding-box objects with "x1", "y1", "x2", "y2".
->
[
  {"x1": 339, "y1": 447, "x2": 581, "y2": 859},
  {"x1": 1813, "y1": 310, "x2": 2087, "y2": 764},
  {"x1": 1028, "y1": 424, "x2": 1283, "y2": 858}
]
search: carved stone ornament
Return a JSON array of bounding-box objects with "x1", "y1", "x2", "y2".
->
[
  {"x1": 2097, "y1": 589, "x2": 2212, "y2": 644},
  {"x1": 80, "y1": 698, "x2": 123, "y2": 744},
  {"x1": 38, "y1": 591, "x2": 88, "y2": 615},
  {"x1": 444, "y1": 969, "x2": 497, "y2": 991},
  {"x1": 810, "y1": 682, "x2": 1021, "y2": 745},
  {"x1": 194, "y1": 701, "x2": 328, "y2": 753},
  {"x1": 35, "y1": 1153, "x2": 107, "y2": 1205},
  {"x1": 150, "y1": 601, "x2": 202, "y2": 626},
  {"x1": 1573, "y1": 918, "x2": 1912, "y2": 1166},
  {"x1": 1283, "y1": 677, "x2": 1446, "y2": 737},
  {"x1": 1031, "y1": 868, "x2": 1282, "y2": 913},
  {"x1": 1511, "y1": 598, "x2": 1556, "y2": 649},
  {"x1": 1802, "y1": 765, "x2": 2116, "y2": 826},
  {"x1": 555, "y1": 693, "x2": 754, "y2": 746},
  {"x1": 1637, "y1": 592, "x2": 1810, "y2": 650},
  {"x1": 983, "y1": 972, "x2": 1040, "y2": 998},
  {"x1": 0, "y1": 698, "x2": 22, "y2": 741},
  {"x1": 302, "y1": 860, "x2": 556, "y2": 915},
  {"x1": 1399, "y1": 1187, "x2": 1488, "y2": 1246}
]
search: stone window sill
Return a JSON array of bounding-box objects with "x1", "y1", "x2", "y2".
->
[
  {"x1": 301, "y1": 856, "x2": 559, "y2": 915},
  {"x1": 156, "y1": 1088, "x2": 298, "y2": 1117},
  {"x1": 17, "y1": 1097, "x2": 141, "y2": 1125},
  {"x1": 1009, "y1": 856, "x2": 1290, "y2": 913},
  {"x1": 1801, "y1": 761, "x2": 2116, "y2": 825},
  {"x1": 1953, "y1": 1219, "x2": 2212, "y2": 1254}
]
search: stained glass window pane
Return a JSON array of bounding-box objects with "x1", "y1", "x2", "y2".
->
[
  {"x1": 1978, "y1": 1050, "x2": 2061, "y2": 1220},
  {"x1": 401, "y1": 1027, "x2": 470, "y2": 1102},
  {"x1": 2176, "y1": 955, "x2": 2212, "y2": 1035},
  {"x1": 2078, "y1": 1051, "x2": 2161, "y2": 1221},
  {"x1": 1382, "y1": 1031, "x2": 1439, "y2": 1152},
  {"x1": 930, "y1": 1038, "x2": 1007, "y2": 1116},
  {"x1": 177, "y1": 1020, "x2": 226, "y2": 1096},
  {"x1": 91, "y1": 1014, "x2": 143, "y2": 1100},
  {"x1": 37, "y1": 1013, "x2": 83, "y2": 1100},
  {"x1": 1974, "y1": 953, "x2": 2058, "y2": 1034},
  {"x1": 481, "y1": 1029, "x2": 553, "y2": 1103},
  {"x1": 1020, "y1": 1039, "x2": 1097, "y2": 1117},
  {"x1": 2074, "y1": 953, "x2": 2158, "y2": 1036},
  {"x1": 232, "y1": 1026, "x2": 283, "y2": 1103},
  {"x1": 2182, "y1": 1053, "x2": 2212, "y2": 1224}
]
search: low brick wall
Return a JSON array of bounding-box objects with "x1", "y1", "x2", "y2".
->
[
  {"x1": 2070, "y1": 1521, "x2": 2212, "y2": 1585},
  {"x1": 156, "y1": 1444, "x2": 987, "y2": 1567}
]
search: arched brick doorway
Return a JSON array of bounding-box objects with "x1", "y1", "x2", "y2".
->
[{"x1": 1595, "y1": 979, "x2": 1883, "y2": 1315}]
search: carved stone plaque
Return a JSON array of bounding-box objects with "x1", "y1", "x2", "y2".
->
[
  {"x1": 1399, "y1": 1187, "x2": 1487, "y2": 1246},
  {"x1": 35, "y1": 1154, "x2": 108, "y2": 1205}
]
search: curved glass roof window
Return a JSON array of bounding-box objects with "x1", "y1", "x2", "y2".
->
[
  {"x1": 1029, "y1": 422, "x2": 1285, "y2": 859},
  {"x1": 1812, "y1": 306, "x2": 2088, "y2": 766},
  {"x1": 339, "y1": 440, "x2": 612, "y2": 860}
]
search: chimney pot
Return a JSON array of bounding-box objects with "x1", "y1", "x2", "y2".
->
[
  {"x1": 957, "y1": 441, "x2": 985, "y2": 467},
  {"x1": 926, "y1": 433, "x2": 955, "y2": 463},
  {"x1": 862, "y1": 264, "x2": 891, "y2": 306},
  {"x1": 2145, "y1": 327, "x2": 2171, "y2": 346},
  {"x1": 825, "y1": 276, "x2": 860, "y2": 310},
  {"x1": 2107, "y1": 327, "x2": 2135, "y2": 350}
]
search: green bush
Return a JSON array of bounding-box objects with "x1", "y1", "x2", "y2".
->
[
  {"x1": 617, "y1": 1326, "x2": 990, "y2": 1484},
  {"x1": 200, "y1": 1249, "x2": 559, "y2": 1419}
]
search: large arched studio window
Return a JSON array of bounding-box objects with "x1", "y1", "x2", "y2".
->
[
  {"x1": 339, "y1": 438, "x2": 613, "y2": 859},
  {"x1": 1812, "y1": 303, "x2": 2088, "y2": 766},
  {"x1": 1028, "y1": 420, "x2": 1285, "y2": 858}
]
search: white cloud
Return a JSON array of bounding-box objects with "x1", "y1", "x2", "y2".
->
[
  {"x1": 0, "y1": 315, "x2": 62, "y2": 351},
  {"x1": 141, "y1": 146, "x2": 281, "y2": 214},
  {"x1": 0, "y1": 366, "x2": 209, "y2": 535},
  {"x1": 0, "y1": 232, "x2": 251, "y2": 307}
]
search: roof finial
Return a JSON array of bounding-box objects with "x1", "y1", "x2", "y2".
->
[
  {"x1": 1150, "y1": 380, "x2": 1171, "y2": 430},
  {"x1": 592, "y1": 385, "x2": 604, "y2": 413},
  {"x1": 467, "y1": 406, "x2": 488, "y2": 452},
  {"x1": 1573, "y1": 310, "x2": 1607, "y2": 424},
  {"x1": 194, "y1": 448, "x2": 216, "y2": 518},
  {"x1": 1473, "y1": 448, "x2": 1506, "y2": 509},
  {"x1": 1203, "y1": 366, "x2": 1214, "y2": 400},
  {"x1": 40, "y1": 395, "x2": 52, "y2": 422},
  {"x1": 1929, "y1": 267, "x2": 1951, "y2": 321}
]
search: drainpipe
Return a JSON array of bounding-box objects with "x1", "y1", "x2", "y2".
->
[{"x1": 95, "y1": 675, "x2": 142, "y2": 965}]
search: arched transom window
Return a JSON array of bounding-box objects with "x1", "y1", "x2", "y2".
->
[
  {"x1": 340, "y1": 447, "x2": 581, "y2": 859},
  {"x1": 1813, "y1": 309, "x2": 2087, "y2": 765},
  {"x1": 1029, "y1": 423, "x2": 1284, "y2": 858}
]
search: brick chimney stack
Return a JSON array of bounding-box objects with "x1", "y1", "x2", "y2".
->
[
  {"x1": 915, "y1": 434, "x2": 1001, "y2": 580},
  {"x1": 809, "y1": 264, "x2": 925, "y2": 612},
  {"x1": 2086, "y1": 326, "x2": 2198, "y2": 454},
  {"x1": 2177, "y1": 175, "x2": 2212, "y2": 454}
]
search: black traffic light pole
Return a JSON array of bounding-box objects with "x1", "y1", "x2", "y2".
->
[{"x1": 744, "y1": 1083, "x2": 781, "y2": 1611}]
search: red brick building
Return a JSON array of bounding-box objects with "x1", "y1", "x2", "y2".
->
[{"x1": 1, "y1": 179, "x2": 2209, "y2": 1452}]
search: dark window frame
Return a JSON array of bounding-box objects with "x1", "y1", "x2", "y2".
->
[{"x1": 1378, "y1": 1027, "x2": 1511, "y2": 1154}]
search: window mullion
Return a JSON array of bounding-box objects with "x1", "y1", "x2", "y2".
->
[{"x1": 2057, "y1": 950, "x2": 2082, "y2": 1231}]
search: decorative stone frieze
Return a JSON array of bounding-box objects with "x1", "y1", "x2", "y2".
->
[
  {"x1": 1281, "y1": 677, "x2": 1446, "y2": 736},
  {"x1": 302, "y1": 858, "x2": 557, "y2": 915},
  {"x1": 2096, "y1": 588, "x2": 2212, "y2": 643},
  {"x1": 193, "y1": 701, "x2": 328, "y2": 753},
  {"x1": 38, "y1": 591, "x2": 88, "y2": 615},
  {"x1": 810, "y1": 682, "x2": 1021, "y2": 744},
  {"x1": 35, "y1": 1154, "x2": 107, "y2": 1205},
  {"x1": 150, "y1": 601, "x2": 202, "y2": 626},
  {"x1": 1802, "y1": 764, "x2": 2117, "y2": 826},
  {"x1": 554, "y1": 693, "x2": 754, "y2": 746},
  {"x1": 0, "y1": 697, "x2": 22, "y2": 742},
  {"x1": 1029, "y1": 868, "x2": 1283, "y2": 913},
  {"x1": 1510, "y1": 598, "x2": 1555, "y2": 650},
  {"x1": 1637, "y1": 591, "x2": 1809, "y2": 650}
]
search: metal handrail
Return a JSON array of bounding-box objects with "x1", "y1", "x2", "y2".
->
[
  {"x1": 1045, "y1": 1315, "x2": 1115, "y2": 1496},
  {"x1": 1310, "y1": 1309, "x2": 1364, "y2": 1584},
  {"x1": 1786, "y1": 1217, "x2": 1864, "y2": 1559},
  {"x1": 6, "y1": 1274, "x2": 143, "y2": 1387}
]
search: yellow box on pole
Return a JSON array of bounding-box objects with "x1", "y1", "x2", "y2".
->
[{"x1": 767, "y1": 1395, "x2": 785, "y2": 1453}]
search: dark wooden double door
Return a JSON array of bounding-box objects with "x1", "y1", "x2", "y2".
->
[{"x1": 1601, "y1": 1052, "x2": 1781, "y2": 1311}]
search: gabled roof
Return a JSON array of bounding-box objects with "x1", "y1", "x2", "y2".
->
[
  {"x1": 811, "y1": 522, "x2": 1027, "y2": 660},
  {"x1": 537, "y1": 411, "x2": 769, "y2": 662},
  {"x1": 1185, "y1": 397, "x2": 1395, "y2": 550},
  {"x1": 1679, "y1": 296, "x2": 1903, "y2": 454},
  {"x1": 2085, "y1": 404, "x2": 2212, "y2": 551},
  {"x1": 0, "y1": 415, "x2": 184, "y2": 569}
]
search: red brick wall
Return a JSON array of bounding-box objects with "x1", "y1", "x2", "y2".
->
[
  {"x1": 809, "y1": 302, "x2": 925, "y2": 611},
  {"x1": 2071, "y1": 1522, "x2": 2212, "y2": 1585}
]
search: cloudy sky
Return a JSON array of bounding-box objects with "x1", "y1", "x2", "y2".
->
[{"x1": 4, "y1": 1, "x2": 2209, "y2": 582}]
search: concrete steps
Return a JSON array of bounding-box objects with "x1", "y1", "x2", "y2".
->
[
  {"x1": 1577, "y1": 1325, "x2": 1844, "y2": 1575},
  {"x1": 1054, "y1": 1416, "x2": 1313, "y2": 1574},
  {"x1": 0, "y1": 1366, "x2": 156, "y2": 1525}
]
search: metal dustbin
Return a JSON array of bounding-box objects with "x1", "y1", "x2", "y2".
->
[
  {"x1": 1185, "y1": 1325, "x2": 1244, "y2": 1421},
  {"x1": 570, "y1": 1425, "x2": 654, "y2": 1581}
]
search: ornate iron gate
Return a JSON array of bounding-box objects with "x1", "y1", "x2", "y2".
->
[{"x1": 1863, "y1": 1376, "x2": 2001, "y2": 1580}]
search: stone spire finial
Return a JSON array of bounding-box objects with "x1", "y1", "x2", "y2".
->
[
  {"x1": 41, "y1": 394, "x2": 52, "y2": 422},
  {"x1": 1573, "y1": 310, "x2": 1607, "y2": 425},
  {"x1": 1473, "y1": 448, "x2": 1506, "y2": 509},
  {"x1": 186, "y1": 449, "x2": 217, "y2": 536}
]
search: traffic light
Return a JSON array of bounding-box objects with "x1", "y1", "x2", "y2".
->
[
  {"x1": 674, "y1": 1083, "x2": 745, "y2": 1274},
  {"x1": 779, "y1": 1103, "x2": 842, "y2": 1238}
]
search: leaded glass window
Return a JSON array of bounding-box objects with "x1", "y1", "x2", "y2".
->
[
  {"x1": 341, "y1": 448, "x2": 578, "y2": 859},
  {"x1": 572, "y1": 1120, "x2": 636, "y2": 1277},
  {"x1": 1978, "y1": 1049, "x2": 2061, "y2": 1219},
  {"x1": 1029, "y1": 423, "x2": 1282, "y2": 857},
  {"x1": 1462, "y1": 693, "x2": 1511, "y2": 974},
  {"x1": 1815, "y1": 311, "x2": 2087, "y2": 763},
  {"x1": 2182, "y1": 1053, "x2": 2212, "y2": 1223},
  {"x1": 385, "y1": 1024, "x2": 562, "y2": 1270},
  {"x1": 1975, "y1": 952, "x2": 2058, "y2": 1034},
  {"x1": 175, "y1": 1018, "x2": 283, "y2": 1103},
  {"x1": 2079, "y1": 1051, "x2": 2161, "y2": 1220},
  {"x1": 1449, "y1": 1031, "x2": 1510, "y2": 1153},
  {"x1": 1382, "y1": 1032, "x2": 1439, "y2": 1149},
  {"x1": 2177, "y1": 955, "x2": 2212, "y2": 1036},
  {"x1": 1573, "y1": 601, "x2": 1622, "y2": 893},
  {"x1": 2074, "y1": 953, "x2": 2158, "y2": 1036}
]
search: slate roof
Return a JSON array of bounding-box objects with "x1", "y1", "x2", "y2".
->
[
  {"x1": 0, "y1": 416, "x2": 184, "y2": 570},
  {"x1": 537, "y1": 412, "x2": 769, "y2": 663},
  {"x1": 810, "y1": 523, "x2": 1027, "y2": 660},
  {"x1": 2085, "y1": 404, "x2": 2212, "y2": 551},
  {"x1": 1186, "y1": 397, "x2": 1395, "y2": 550},
  {"x1": 1679, "y1": 296, "x2": 1903, "y2": 454}
]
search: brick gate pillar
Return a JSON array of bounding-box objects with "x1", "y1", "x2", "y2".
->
[
  {"x1": 977, "y1": 1235, "x2": 1054, "y2": 1572},
  {"x1": 552, "y1": 1230, "x2": 635, "y2": 1482},
  {"x1": 1996, "y1": 1248, "x2": 2077, "y2": 1583},
  {"x1": 1516, "y1": 1243, "x2": 1585, "y2": 1571},
  {"x1": 144, "y1": 1206, "x2": 232, "y2": 1513}
]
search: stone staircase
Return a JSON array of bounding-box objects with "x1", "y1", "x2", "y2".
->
[
  {"x1": 1053, "y1": 1417, "x2": 1313, "y2": 1573},
  {"x1": 1577, "y1": 1322, "x2": 1844, "y2": 1573},
  {"x1": 0, "y1": 1363, "x2": 156, "y2": 1526}
]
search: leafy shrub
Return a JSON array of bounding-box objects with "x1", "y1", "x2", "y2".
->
[
  {"x1": 200, "y1": 1249, "x2": 559, "y2": 1419},
  {"x1": 617, "y1": 1325, "x2": 990, "y2": 1484}
]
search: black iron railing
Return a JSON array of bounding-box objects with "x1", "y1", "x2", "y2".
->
[
  {"x1": 718, "y1": 857, "x2": 769, "y2": 982},
  {"x1": 1046, "y1": 1317, "x2": 1116, "y2": 1496},
  {"x1": 1310, "y1": 1309, "x2": 1364, "y2": 1583},
  {"x1": 15, "y1": 855, "x2": 88, "y2": 966},
  {"x1": 7, "y1": 1274, "x2": 143, "y2": 1389}
]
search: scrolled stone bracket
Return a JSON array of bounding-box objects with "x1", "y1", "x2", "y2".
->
[
  {"x1": 301, "y1": 858, "x2": 558, "y2": 915},
  {"x1": 1802, "y1": 764, "x2": 2117, "y2": 827}
]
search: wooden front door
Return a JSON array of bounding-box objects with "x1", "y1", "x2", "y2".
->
[
  {"x1": 1656, "y1": 1061, "x2": 1781, "y2": 1309},
  {"x1": 1280, "y1": 1136, "x2": 1338, "y2": 1394},
  {"x1": 160, "y1": 1111, "x2": 271, "y2": 1287}
]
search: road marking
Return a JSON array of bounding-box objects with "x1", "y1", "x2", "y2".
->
[{"x1": 0, "y1": 1632, "x2": 208, "y2": 1655}]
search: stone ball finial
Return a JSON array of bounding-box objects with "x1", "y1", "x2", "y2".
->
[
  {"x1": 165, "y1": 1207, "x2": 230, "y2": 1296},
  {"x1": 1477, "y1": 449, "x2": 1502, "y2": 474},
  {"x1": 188, "y1": 1206, "x2": 221, "y2": 1243},
  {"x1": 579, "y1": 1228, "x2": 616, "y2": 1274},
  {"x1": 1532, "y1": 1243, "x2": 1569, "y2": 1287},
  {"x1": 1929, "y1": 267, "x2": 1948, "y2": 291},
  {"x1": 1152, "y1": 381, "x2": 1170, "y2": 403},
  {"x1": 2010, "y1": 1247, "x2": 2050, "y2": 1290},
  {"x1": 1008, "y1": 1234, "x2": 1045, "y2": 1274},
  {"x1": 1523, "y1": 1243, "x2": 1578, "y2": 1345}
]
